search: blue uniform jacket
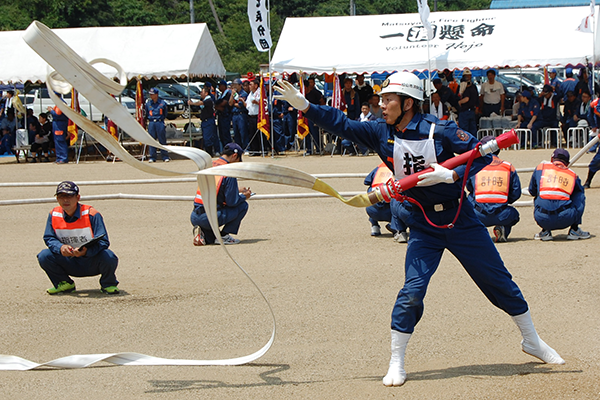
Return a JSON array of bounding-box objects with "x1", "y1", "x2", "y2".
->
[
  {"x1": 195, "y1": 157, "x2": 247, "y2": 210},
  {"x1": 43, "y1": 204, "x2": 110, "y2": 258},
  {"x1": 50, "y1": 107, "x2": 68, "y2": 130},
  {"x1": 518, "y1": 98, "x2": 540, "y2": 124},
  {"x1": 304, "y1": 105, "x2": 491, "y2": 207},
  {"x1": 528, "y1": 163, "x2": 585, "y2": 212},
  {"x1": 466, "y1": 155, "x2": 521, "y2": 213},
  {"x1": 232, "y1": 89, "x2": 248, "y2": 114},
  {"x1": 217, "y1": 89, "x2": 232, "y2": 117},
  {"x1": 145, "y1": 98, "x2": 167, "y2": 122},
  {"x1": 560, "y1": 77, "x2": 578, "y2": 101}
]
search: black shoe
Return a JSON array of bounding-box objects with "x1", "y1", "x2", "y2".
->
[{"x1": 584, "y1": 182, "x2": 591, "y2": 189}]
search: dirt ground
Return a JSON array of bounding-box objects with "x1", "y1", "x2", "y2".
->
[{"x1": 0, "y1": 148, "x2": 599, "y2": 399}]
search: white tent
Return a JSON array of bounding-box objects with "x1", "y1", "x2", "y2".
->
[
  {"x1": 272, "y1": 6, "x2": 600, "y2": 74},
  {"x1": 0, "y1": 23, "x2": 225, "y2": 83}
]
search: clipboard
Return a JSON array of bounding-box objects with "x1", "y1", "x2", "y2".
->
[{"x1": 77, "y1": 234, "x2": 106, "y2": 251}]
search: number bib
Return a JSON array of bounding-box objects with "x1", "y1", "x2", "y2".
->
[
  {"x1": 393, "y1": 123, "x2": 438, "y2": 179},
  {"x1": 539, "y1": 164, "x2": 576, "y2": 201}
]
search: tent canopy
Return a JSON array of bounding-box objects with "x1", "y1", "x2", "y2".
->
[
  {"x1": 272, "y1": 6, "x2": 600, "y2": 74},
  {"x1": 0, "y1": 23, "x2": 226, "y2": 84}
]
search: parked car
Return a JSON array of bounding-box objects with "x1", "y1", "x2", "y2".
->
[
  {"x1": 19, "y1": 87, "x2": 136, "y2": 122},
  {"x1": 155, "y1": 82, "x2": 203, "y2": 117},
  {"x1": 494, "y1": 75, "x2": 521, "y2": 110},
  {"x1": 500, "y1": 69, "x2": 544, "y2": 94},
  {"x1": 498, "y1": 73, "x2": 539, "y2": 97}
]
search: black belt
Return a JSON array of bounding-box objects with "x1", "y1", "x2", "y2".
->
[
  {"x1": 407, "y1": 199, "x2": 460, "y2": 213},
  {"x1": 538, "y1": 205, "x2": 567, "y2": 215},
  {"x1": 148, "y1": 119, "x2": 164, "y2": 123}
]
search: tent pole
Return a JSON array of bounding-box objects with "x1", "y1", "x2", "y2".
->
[
  {"x1": 593, "y1": 5, "x2": 597, "y2": 98},
  {"x1": 268, "y1": 0, "x2": 274, "y2": 158},
  {"x1": 187, "y1": 74, "x2": 192, "y2": 146}
]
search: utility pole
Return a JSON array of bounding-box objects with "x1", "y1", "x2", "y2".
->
[
  {"x1": 434, "y1": 0, "x2": 438, "y2": 12},
  {"x1": 189, "y1": 0, "x2": 194, "y2": 23},
  {"x1": 350, "y1": 0, "x2": 355, "y2": 16},
  {"x1": 208, "y1": 0, "x2": 225, "y2": 35}
]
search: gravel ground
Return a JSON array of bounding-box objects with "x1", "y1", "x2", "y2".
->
[{"x1": 0, "y1": 148, "x2": 598, "y2": 399}]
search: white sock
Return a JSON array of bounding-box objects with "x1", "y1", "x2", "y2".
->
[
  {"x1": 512, "y1": 311, "x2": 565, "y2": 364},
  {"x1": 383, "y1": 330, "x2": 411, "y2": 386}
]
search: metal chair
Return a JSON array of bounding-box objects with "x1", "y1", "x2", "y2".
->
[
  {"x1": 514, "y1": 128, "x2": 532, "y2": 150},
  {"x1": 541, "y1": 127, "x2": 562, "y2": 149},
  {"x1": 566, "y1": 127, "x2": 587, "y2": 149}
]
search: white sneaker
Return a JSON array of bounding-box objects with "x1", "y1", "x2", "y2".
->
[
  {"x1": 164, "y1": 158, "x2": 171, "y2": 163},
  {"x1": 371, "y1": 225, "x2": 381, "y2": 236},
  {"x1": 394, "y1": 231, "x2": 408, "y2": 243},
  {"x1": 567, "y1": 227, "x2": 591, "y2": 240},
  {"x1": 148, "y1": 159, "x2": 155, "y2": 163},
  {"x1": 192, "y1": 226, "x2": 206, "y2": 246},
  {"x1": 243, "y1": 151, "x2": 250, "y2": 156},
  {"x1": 216, "y1": 234, "x2": 240, "y2": 245},
  {"x1": 512, "y1": 311, "x2": 564, "y2": 364}
]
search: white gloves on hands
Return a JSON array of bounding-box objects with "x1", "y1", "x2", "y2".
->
[
  {"x1": 417, "y1": 163, "x2": 455, "y2": 186},
  {"x1": 274, "y1": 80, "x2": 310, "y2": 111}
]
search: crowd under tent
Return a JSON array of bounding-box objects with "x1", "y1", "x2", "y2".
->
[
  {"x1": 271, "y1": 6, "x2": 600, "y2": 75},
  {"x1": 0, "y1": 23, "x2": 226, "y2": 84}
]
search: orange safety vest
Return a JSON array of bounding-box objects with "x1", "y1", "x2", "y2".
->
[
  {"x1": 592, "y1": 98, "x2": 600, "y2": 117},
  {"x1": 195, "y1": 158, "x2": 228, "y2": 205},
  {"x1": 539, "y1": 162, "x2": 576, "y2": 200},
  {"x1": 474, "y1": 156, "x2": 512, "y2": 204},
  {"x1": 51, "y1": 204, "x2": 96, "y2": 246},
  {"x1": 371, "y1": 163, "x2": 394, "y2": 189}
]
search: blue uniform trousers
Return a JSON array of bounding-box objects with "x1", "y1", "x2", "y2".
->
[
  {"x1": 589, "y1": 148, "x2": 600, "y2": 173},
  {"x1": 37, "y1": 248, "x2": 119, "y2": 288},
  {"x1": 148, "y1": 120, "x2": 169, "y2": 161},
  {"x1": 534, "y1": 204, "x2": 583, "y2": 231},
  {"x1": 273, "y1": 119, "x2": 286, "y2": 152},
  {"x1": 201, "y1": 119, "x2": 218, "y2": 150},
  {"x1": 366, "y1": 202, "x2": 392, "y2": 227},
  {"x1": 54, "y1": 132, "x2": 69, "y2": 163},
  {"x1": 218, "y1": 114, "x2": 233, "y2": 150},
  {"x1": 474, "y1": 205, "x2": 520, "y2": 238},
  {"x1": 190, "y1": 202, "x2": 248, "y2": 244},
  {"x1": 283, "y1": 114, "x2": 297, "y2": 149},
  {"x1": 458, "y1": 110, "x2": 477, "y2": 136},
  {"x1": 232, "y1": 113, "x2": 249, "y2": 149},
  {"x1": 393, "y1": 202, "x2": 528, "y2": 333}
]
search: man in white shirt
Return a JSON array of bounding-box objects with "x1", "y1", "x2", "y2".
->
[
  {"x1": 479, "y1": 69, "x2": 505, "y2": 117},
  {"x1": 245, "y1": 78, "x2": 262, "y2": 155}
]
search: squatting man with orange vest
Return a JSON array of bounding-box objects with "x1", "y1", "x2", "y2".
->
[
  {"x1": 37, "y1": 181, "x2": 119, "y2": 295},
  {"x1": 466, "y1": 135, "x2": 521, "y2": 242},
  {"x1": 191, "y1": 143, "x2": 251, "y2": 246},
  {"x1": 528, "y1": 148, "x2": 590, "y2": 241},
  {"x1": 364, "y1": 162, "x2": 408, "y2": 243},
  {"x1": 275, "y1": 71, "x2": 564, "y2": 388}
]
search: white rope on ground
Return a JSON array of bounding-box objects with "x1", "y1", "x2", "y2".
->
[{"x1": 0, "y1": 165, "x2": 591, "y2": 188}]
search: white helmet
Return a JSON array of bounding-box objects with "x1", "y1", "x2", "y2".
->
[{"x1": 379, "y1": 72, "x2": 424, "y2": 101}]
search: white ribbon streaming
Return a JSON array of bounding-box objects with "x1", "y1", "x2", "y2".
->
[{"x1": 0, "y1": 21, "x2": 292, "y2": 371}]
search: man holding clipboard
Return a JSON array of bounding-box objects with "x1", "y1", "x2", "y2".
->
[{"x1": 37, "y1": 181, "x2": 120, "y2": 294}]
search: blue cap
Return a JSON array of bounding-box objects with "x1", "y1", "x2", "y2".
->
[
  {"x1": 55, "y1": 181, "x2": 79, "y2": 196},
  {"x1": 233, "y1": 78, "x2": 243, "y2": 85},
  {"x1": 550, "y1": 68, "x2": 557, "y2": 74},
  {"x1": 223, "y1": 142, "x2": 243, "y2": 161},
  {"x1": 219, "y1": 80, "x2": 227, "y2": 86},
  {"x1": 552, "y1": 148, "x2": 570, "y2": 164},
  {"x1": 148, "y1": 88, "x2": 158, "y2": 95},
  {"x1": 566, "y1": 67, "x2": 573, "y2": 74},
  {"x1": 521, "y1": 90, "x2": 532, "y2": 99}
]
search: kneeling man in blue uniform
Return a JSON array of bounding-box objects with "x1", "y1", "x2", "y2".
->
[
  {"x1": 275, "y1": 72, "x2": 564, "y2": 388},
  {"x1": 191, "y1": 143, "x2": 251, "y2": 245},
  {"x1": 467, "y1": 136, "x2": 521, "y2": 242},
  {"x1": 529, "y1": 148, "x2": 590, "y2": 241},
  {"x1": 37, "y1": 181, "x2": 119, "y2": 295}
]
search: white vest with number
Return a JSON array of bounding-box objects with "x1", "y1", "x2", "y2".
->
[{"x1": 393, "y1": 123, "x2": 438, "y2": 179}]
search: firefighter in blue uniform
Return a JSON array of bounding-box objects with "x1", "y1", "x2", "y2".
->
[
  {"x1": 516, "y1": 90, "x2": 540, "y2": 148},
  {"x1": 191, "y1": 143, "x2": 251, "y2": 246},
  {"x1": 529, "y1": 148, "x2": 590, "y2": 241},
  {"x1": 275, "y1": 72, "x2": 564, "y2": 387},
  {"x1": 145, "y1": 88, "x2": 170, "y2": 162},
  {"x1": 48, "y1": 103, "x2": 69, "y2": 163},
  {"x1": 467, "y1": 136, "x2": 521, "y2": 242},
  {"x1": 583, "y1": 97, "x2": 600, "y2": 188}
]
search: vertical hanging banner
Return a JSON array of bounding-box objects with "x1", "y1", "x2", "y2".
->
[
  {"x1": 67, "y1": 88, "x2": 80, "y2": 146},
  {"x1": 248, "y1": 0, "x2": 272, "y2": 52},
  {"x1": 416, "y1": 0, "x2": 434, "y2": 40},
  {"x1": 135, "y1": 79, "x2": 146, "y2": 129},
  {"x1": 297, "y1": 75, "x2": 310, "y2": 139},
  {"x1": 331, "y1": 73, "x2": 342, "y2": 110},
  {"x1": 257, "y1": 75, "x2": 270, "y2": 139}
]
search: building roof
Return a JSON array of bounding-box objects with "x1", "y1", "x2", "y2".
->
[{"x1": 491, "y1": 0, "x2": 589, "y2": 8}]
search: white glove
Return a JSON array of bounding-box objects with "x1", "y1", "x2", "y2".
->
[
  {"x1": 417, "y1": 163, "x2": 455, "y2": 186},
  {"x1": 274, "y1": 80, "x2": 310, "y2": 111}
]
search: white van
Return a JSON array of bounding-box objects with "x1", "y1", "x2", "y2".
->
[{"x1": 21, "y1": 87, "x2": 136, "y2": 122}]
